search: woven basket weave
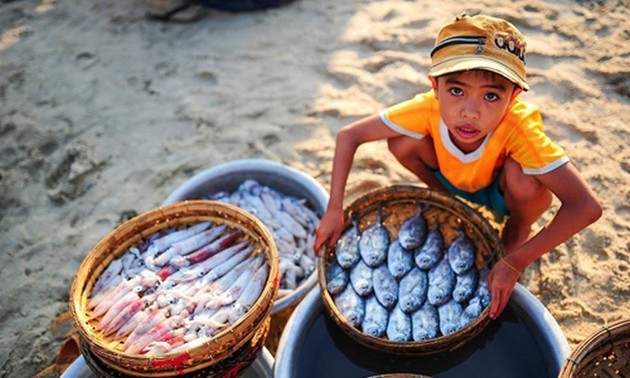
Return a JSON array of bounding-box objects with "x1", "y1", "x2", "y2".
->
[
  {"x1": 559, "y1": 319, "x2": 630, "y2": 377},
  {"x1": 69, "y1": 200, "x2": 280, "y2": 377},
  {"x1": 318, "y1": 185, "x2": 503, "y2": 355}
]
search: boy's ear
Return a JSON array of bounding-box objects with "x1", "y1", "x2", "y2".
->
[
  {"x1": 510, "y1": 87, "x2": 523, "y2": 102},
  {"x1": 429, "y1": 76, "x2": 438, "y2": 95}
]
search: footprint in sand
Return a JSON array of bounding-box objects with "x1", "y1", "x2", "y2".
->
[{"x1": 45, "y1": 143, "x2": 104, "y2": 203}]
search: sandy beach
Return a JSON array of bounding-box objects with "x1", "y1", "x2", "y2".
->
[{"x1": 1, "y1": 0, "x2": 628, "y2": 376}]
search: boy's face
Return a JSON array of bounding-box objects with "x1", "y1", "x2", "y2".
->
[{"x1": 432, "y1": 71, "x2": 520, "y2": 153}]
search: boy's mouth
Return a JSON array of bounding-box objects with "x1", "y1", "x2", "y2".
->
[{"x1": 455, "y1": 125, "x2": 480, "y2": 140}]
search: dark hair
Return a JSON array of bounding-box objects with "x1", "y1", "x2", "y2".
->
[{"x1": 439, "y1": 69, "x2": 522, "y2": 91}]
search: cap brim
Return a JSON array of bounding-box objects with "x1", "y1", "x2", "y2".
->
[{"x1": 429, "y1": 56, "x2": 529, "y2": 91}]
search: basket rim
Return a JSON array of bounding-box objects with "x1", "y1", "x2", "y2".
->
[
  {"x1": 69, "y1": 200, "x2": 280, "y2": 374},
  {"x1": 318, "y1": 184, "x2": 503, "y2": 354},
  {"x1": 559, "y1": 318, "x2": 630, "y2": 376}
]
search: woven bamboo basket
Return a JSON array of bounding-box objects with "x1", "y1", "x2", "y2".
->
[
  {"x1": 318, "y1": 185, "x2": 503, "y2": 355},
  {"x1": 69, "y1": 200, "x2": 280, "y2": 377},
  {"x1": 78, "y1": 317, "x2": 271, "y2": 378},
  {"x1": 558, "y1": 319, "x2": 630, "y2": 377}
]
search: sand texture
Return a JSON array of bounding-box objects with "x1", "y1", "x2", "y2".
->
[{"x1": 0, "y1": 0, "x2": 628, "y2": 376}]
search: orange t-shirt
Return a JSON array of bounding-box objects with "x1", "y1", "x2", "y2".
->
[{"x1": 380, "y1": 91, "x2": 569, "y2": 193}]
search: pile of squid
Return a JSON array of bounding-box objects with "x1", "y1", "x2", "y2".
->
[
  {"x1": 87, "y1": 221, "x2": 270, "y2": 355},
  {"x1": 206, "y1": 179, "x2": 320, "y2": 296},
  {"x1": 326, "y1": 205, "x2": 492, "y2": 342}
]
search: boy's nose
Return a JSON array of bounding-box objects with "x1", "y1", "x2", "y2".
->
[{"x1": 460, "y1": 101, "x2": 480, "y2": 119}]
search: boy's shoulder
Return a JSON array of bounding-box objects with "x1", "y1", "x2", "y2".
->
[{"x1": 505, "y1": 96, "x2": 542, "y2": 125}]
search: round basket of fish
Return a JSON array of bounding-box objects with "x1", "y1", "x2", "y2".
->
[
  {"x1": 162, "y1": 159, "x2": 329, "y2": 314},
  {"x1": 69, "y1": 200, "x2": 280, "y2": 377},
  {"x1": 318, "y1": 185, "x2": 503, "y2": 355}
]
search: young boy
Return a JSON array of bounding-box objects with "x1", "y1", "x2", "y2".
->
[{"x1": 313, "y1": 13, "x2": 602, "y2": 319}]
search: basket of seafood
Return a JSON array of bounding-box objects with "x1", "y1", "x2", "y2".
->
[
  {"x1": 69, "y1": 200, "x2": 280, "y2": 377},
  {"x1": 558, "y1": 318, "x2": 630, "y2": 377},
  {"x1": 162, "y1": 159, "x2": 329, "y2": 314},
  {"x1": 318, "y1": 185, "x2": 503, "y2": 355}
]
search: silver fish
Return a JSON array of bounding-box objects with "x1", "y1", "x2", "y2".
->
[
  {"x1": 473, "y1": 266, "x2": 491, "y2": 308},
  {"x1": 460, "y1": 300, "x2": 482, "y2": 328},
  {"x1": 334, "y1": 285, "x2": 366, "y2": 328},
  {"x1": 372, "y1": 264, "x2": 398, "y2": 309},
  {"x1": 386, "y1": 305, "x2": 412, "y2": 342},
  {"x1": 359, "y1": 210, "x2": 389, "y2": 267},
  {"x1": 362, "y1": 295, "x2": 389, "y2": 338},
  {"x1": 326, "y1": 260, "x2": 349, "y2": 296},
  {"x1": 414, "y1": 224, "x2": 444, "y2": 270},
  {"x1": 335, "y1": 216, "x2": 362, "y2": 269},
  {"x1": 387, "y1": 240, "x2": 413, "y2": 279},
  {"x1": 438, "y1": 299, "x2": 464, "y2": 336},
  {"x1": 427, "y1": 255, "x2": 456, "y2": 306},
  {"x1": 350, "y1": 260, "x2": 374, "y2": 297},
  {"x1": 398, "y1": 203, "x2": 427, "y2": 250},
  {"x1": 398, "y1": 267, "x2": 428, "y2": 314},
  {"x1": 447, "y1": 232, "x2": 476, "y2": 275},
  {"x1": 452, "y1": 268, "x2": 479, "y2": 303},
  {"x1": 411, "y1": 302, "x2": 439, "y2": 341}
]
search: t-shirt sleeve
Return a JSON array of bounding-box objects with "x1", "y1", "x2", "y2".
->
[
  {"x1": 379, "y1": 92, "x2": 438, "y2": 140},
  {"x1": 507, "y1": 108, "x2": 570, "y2": 175}
]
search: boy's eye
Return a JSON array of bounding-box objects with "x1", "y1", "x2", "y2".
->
[
  {"x1": 484, "y1": 93, "x2": 499, "y2": 102},
  {"x1": 448, "y1": 87, "x2": 463, "y2": 96}
]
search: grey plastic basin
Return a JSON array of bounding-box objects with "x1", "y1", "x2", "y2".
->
[
  {"x1": 274, "y1": 284, "x2": 570, "y2": 378},
  {"x1": 61, "y1": 347, "x2": 274, "y2": 378},
  {"x1": 161, "y1": 158, "x2": 329, "y2": 314}
]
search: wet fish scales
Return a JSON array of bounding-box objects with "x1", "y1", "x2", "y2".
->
[
  {"x1": 362, "y1": 295, "x2": 389, "y2": 338},
  {"x1": 427, "y1": 255, "x2": 456, "y2": 306},
  {"x1": 398, "y1": 204, "x2": 427, "y2": 250},
  {"x1": 334, "y1": 285, "x2": 366, "y2": 328},
  {"x1": 414, "y1": 224, "x2": 444, "y2": 270},
  {"x1": 335, "y1": 219, "x2": 361, "y2": 269},
  {"x1": 358, "y1": 213, "x2": 389, "y2": 267},
  {"x1": 447, "y1": 232, "x2": 476, "y2": 275},
  {"x1": 326, "y1": 260, "x2": 349, "y2": 296},
  {"x1": 411, "y1": 302, "x2": 439, "y2": 341},
  {"x1": 438, "y1": 299, "x2": 464, "y2": 336},
  {"x1": 398, "y1": 267, "x2": 428, "y2": 314},
  {"x1": 387, "y1": 240, "x2": 413, "y2": 279},
  {"x1": 452, "y1": 268, "x2": 479, "y2": 303},
  {"x1": 473, "y1": 266, "x2": 492, "y2": 308},
  {"x1": 386, "y1": 305, "x2": 412, "y2": 342},
  {"x1": 372, "y1": 264, "x2": 398, "y2": 309},
  {"x1": 350, "y1": 260, "x2": 374, "y2": 297}
]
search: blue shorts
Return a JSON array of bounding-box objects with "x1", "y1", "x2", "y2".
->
[{"x1": 430, "y1": 169, "x2": 509, "y2": 216}]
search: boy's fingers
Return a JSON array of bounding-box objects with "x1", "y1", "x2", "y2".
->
[
  {"x1": 328, "y1": 230, "x2": 340, "y2": 248},
  {"x1": 314, "y1": 229, "x2": 333, "y2": 256},
  {"x1": 313, "y1": 236, "x2": 326, "y2": 256},
  {"x1": 489, "y1": 290, "x2": 500, "y2": 319}
]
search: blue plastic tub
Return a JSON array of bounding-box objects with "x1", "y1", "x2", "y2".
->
[
  {"x1": 162, "y1": 158, "x2": 329, "y2": 314},
  {"x1": 274, "y1": 284, "x2": 570, "y2": 378}
]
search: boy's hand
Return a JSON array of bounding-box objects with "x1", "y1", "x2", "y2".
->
[
  {"x1": 313, "y1": 207, "x2": 344, "y2": 256},
  {"x1": 487, "y1": 258, "x2": 522, "y2": 319}
]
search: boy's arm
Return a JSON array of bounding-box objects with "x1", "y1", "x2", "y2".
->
[
  {"x1": 488, "y1": 162, "x2": 602, "y2": 318},
  {"x1": 314, "y1": 114, "x2": 401, "y2": 254}
]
